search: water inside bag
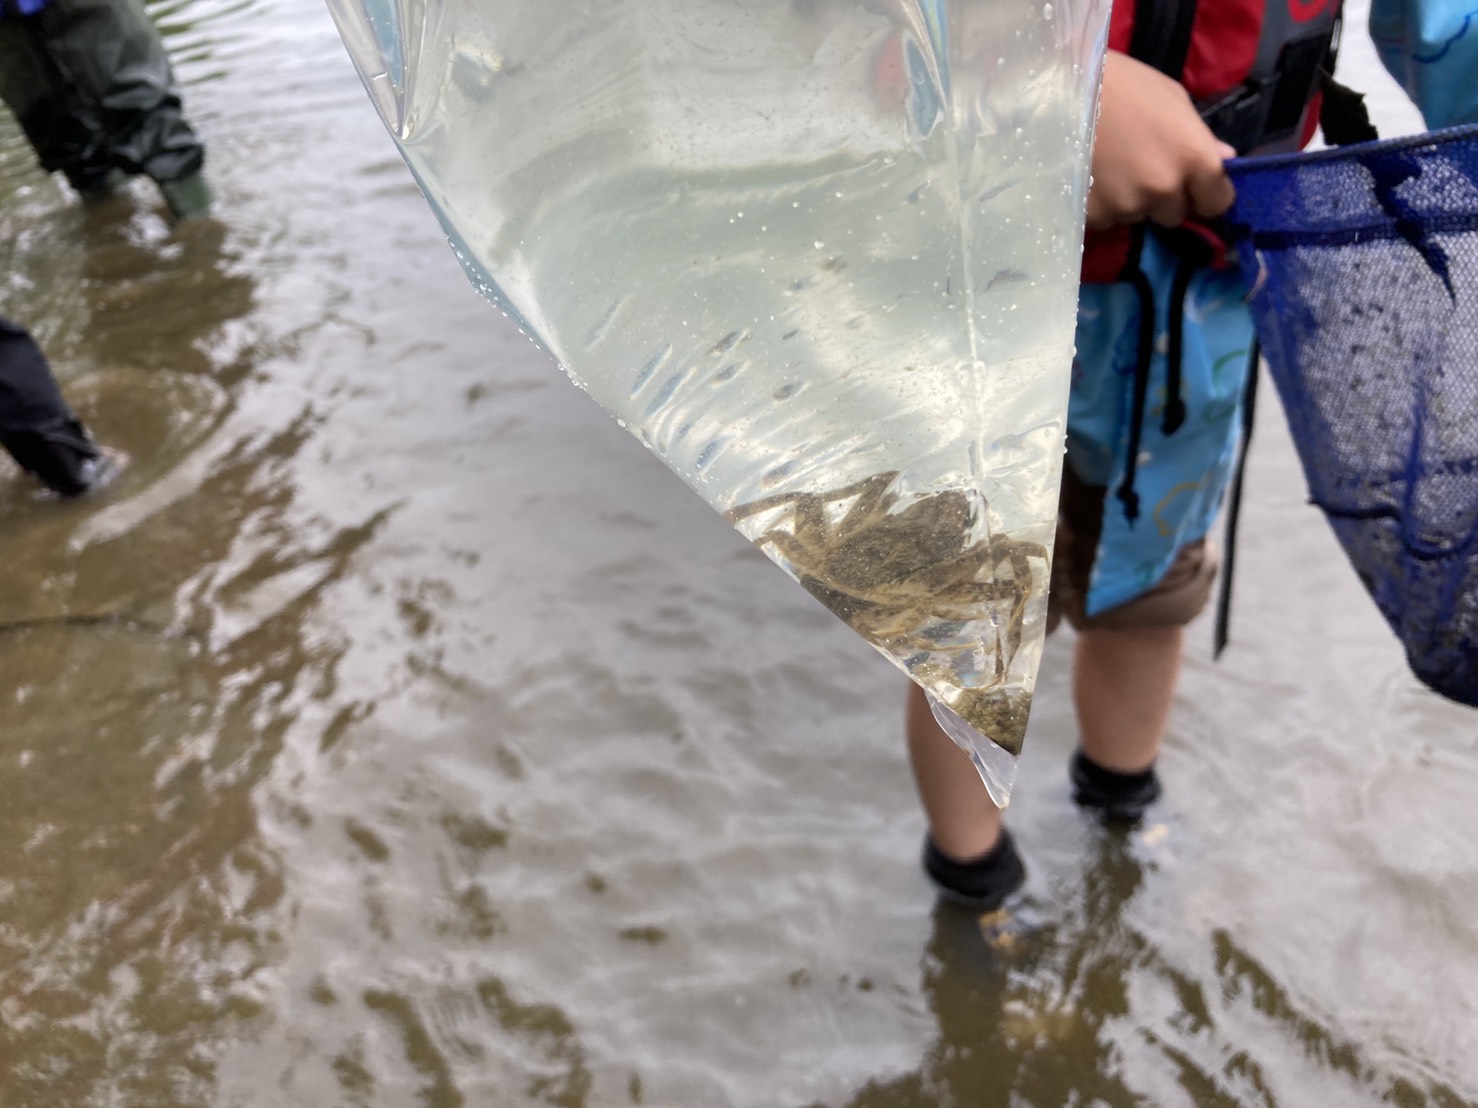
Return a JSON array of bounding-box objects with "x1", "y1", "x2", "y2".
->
[{"x1": 325, "y1": 0, "x2": 1108, "y2": 805}]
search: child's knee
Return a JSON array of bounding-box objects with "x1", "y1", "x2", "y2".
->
[{"x1": 1051, "y1": 538, "x2": 1218, "y2": 632}]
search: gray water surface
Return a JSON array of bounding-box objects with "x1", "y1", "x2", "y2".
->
[{"x1": 0, "y1": 2, "x2": 1474, "y2": 1105}]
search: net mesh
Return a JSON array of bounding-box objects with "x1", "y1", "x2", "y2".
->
[{"x1": 1225, "y1": 125, "x2": 1478, "y2": 707}]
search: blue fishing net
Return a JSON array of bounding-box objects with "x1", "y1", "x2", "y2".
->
[{"x1": 1224, "y1": 124, "x2": 1478, "y2": 708}]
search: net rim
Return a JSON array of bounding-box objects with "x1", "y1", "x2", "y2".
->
[{"x1": 1225, "y1": 121, "x2": 1478, "y2": 177}]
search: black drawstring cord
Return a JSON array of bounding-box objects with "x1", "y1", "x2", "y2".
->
[
  {"x1": 1164, "y1": 227, "x2": 1223, "y2": 435},
  {"x1": 1213, "y1": 339, "x2": 1260, "y2": 659},
  {"x1": 1162, "y1": 254, "x2": 1196, "y2": 435},
  {"x1": 1115, "y1": 267, "x2": 1159, "y2": 525}
]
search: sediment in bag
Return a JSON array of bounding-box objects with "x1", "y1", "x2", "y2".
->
[{"x1": 726, "y1": 471, "x2": 1044, "y2": 756}]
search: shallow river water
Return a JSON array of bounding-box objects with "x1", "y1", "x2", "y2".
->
[{"x1": 0, "y1": 2, "x2": 1475, "y2": 1105}]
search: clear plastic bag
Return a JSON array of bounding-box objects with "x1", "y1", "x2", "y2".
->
[{"x1": 327, "y1": 0, "x2": 1107, "y2": 804}]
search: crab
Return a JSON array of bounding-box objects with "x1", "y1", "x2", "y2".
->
[{"x1": 725, "y1": 470, "x2": 1050, "y2": 707}]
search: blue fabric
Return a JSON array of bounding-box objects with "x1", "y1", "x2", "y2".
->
[
  {"x1": 0, "y1": 0, "x2": 50, "y2": 14},
  {"x1": 1070, "y1": 233, "x2": 1254, "y2": 616},
  {"x1": 1370, "y1": 0, "x2": 1478, "y2": 129},
  {"x1": 1225, "y1": 125, "x2": 1478, "y2": 707}
]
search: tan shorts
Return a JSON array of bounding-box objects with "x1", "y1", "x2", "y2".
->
[{"x1": 1047, "y1": 466, "x2": 1220, "y2": 633}]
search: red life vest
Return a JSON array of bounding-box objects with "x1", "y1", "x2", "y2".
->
[{"x1": 1081, "y1": 0, "x2": 1344, "y2": 282}]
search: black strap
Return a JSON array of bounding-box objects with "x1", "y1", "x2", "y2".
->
[
  {"x1": 1162, "y1": 257, "x2": 1192, "y2": 436},
  {"x1": 1115, "y1": 228, "x2": 1213, "y2": 525},
  {"x1": 1129, "y1": 0, "x2": 1200, "y2": 79},
  {"x1": 1213, "y1": 341, "x2": 1260, "y2": 659},
  {"x1": 1319, "y1": 73, "x2": 1379, "y2": 146},
  {"x1": 1161, "y1": 231, "x2": 1217, "y2": 435},
  {"x1": 1115, "y1": 265, "x2": 1159, "y2": 526}
]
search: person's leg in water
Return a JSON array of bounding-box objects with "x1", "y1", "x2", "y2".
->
[
  {"x1": 26, "y1": 0, "x2": 214, "y2": 217},
  {"x1": 0, "y1": 13, "x2": 118, "y2": 197},
  {"x1": 906, "y1": 622, "x2": 1180, "y2": 907},
  {"x1": 908, "y1": 219, "x2": 1255, "y2": 907},
  {"x1": 0, "y1": 317, "x2": 122, "y2": 496},
  {"x1": 1069, "y1": 623, "x2": 1178, "y2": 813},
  {"x1": 907, "y1": 496, "x2": 1215, "y2": 906},
  {"x1": 906, "y1": 682, "x2": 1022, "y2": 910}
]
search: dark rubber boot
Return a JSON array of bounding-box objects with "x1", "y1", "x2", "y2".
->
[
  {"x1": 158, "y1": 169, "x2": 214, "y2": 219},
  {"x1": 0, "y1": 419, "x2": 115, "y2": 497}
]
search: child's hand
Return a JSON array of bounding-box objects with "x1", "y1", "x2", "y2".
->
[{"x1": 1085, "y1": 52, "x2": 1237, "y2": 230}]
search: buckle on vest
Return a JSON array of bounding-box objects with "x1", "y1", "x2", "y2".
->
[
  {"x1": 1199, "y1": 34, "x2": 1330, "y2": 156},
  {"x1": 1199, "y1": 81, "x2": 1275, "y2": 157}
]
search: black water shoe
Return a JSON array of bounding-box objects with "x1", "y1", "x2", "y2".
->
[
  {"x1": 1070, "y1": 750, "x2": 1162, "y2": 824},
  {"x1": 922, "y1": 830, "x2": 1027, "y2": 912}
]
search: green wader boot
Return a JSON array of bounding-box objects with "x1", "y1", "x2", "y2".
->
[{"x1": 0, "y1": 0, "x2": 213, "y2": 217}]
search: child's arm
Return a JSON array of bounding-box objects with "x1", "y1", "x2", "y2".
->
[{"x1": 1085, "y1": 51, "x2": 1237, "y2": 230}]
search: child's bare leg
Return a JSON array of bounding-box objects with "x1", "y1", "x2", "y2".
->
[
  {"x1": 1072, "y1": 624, "x2": 1182, "y2": 771},
  {"x1": 1068, "y1": 623, "x2": 1178, "y2": 820},
  {"x1": 906, "y1": 682, "x2": 1026, "y2": 906},
  {"x1": 905, "y1": 681, "x2": 1003, "y2": 857}
]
